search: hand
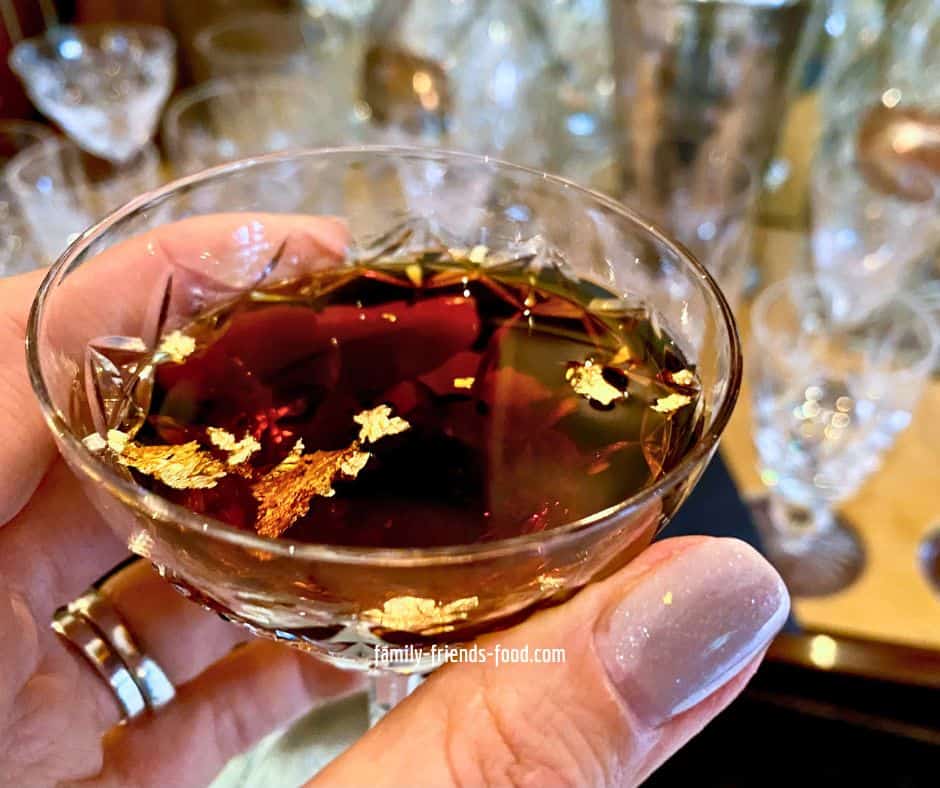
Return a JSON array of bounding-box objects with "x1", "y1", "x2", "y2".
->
[{"x1": 0, "y1": 216, "x2": 788, "y2": 788}]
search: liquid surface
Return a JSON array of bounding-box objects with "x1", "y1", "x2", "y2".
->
[{"x1": 94, "y1": 256, "x2": 703, "y2": 548}]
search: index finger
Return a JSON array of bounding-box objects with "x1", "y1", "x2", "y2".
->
[{"x1": 4, "y1": 212, "x2": 349, "y2": 525}]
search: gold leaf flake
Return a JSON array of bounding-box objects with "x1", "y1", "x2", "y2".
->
[
  {"x1": 107, "y1": 429, "x2": 130, "y2": 454},
  {"x1": 252, "y1": 445, "x2": 370, "y2": 538},
  {"x1": 270, "y1": 439, "x2": 305, "y2": 477},
  {"x1": 353, "y1": 405, "x2": 411, "y2": 444},
  {"x1": 468, "y1": 244, "x2": 488, "y2": 264},
  {"x1": 671, "y1": 369, "x2": 696, "y2": 387},
  {"x1": 380, "y1": 312, "x2": 398, "y2": 323},
  {"x1": 565, "y1": 362, "x2": 626, "y2": 406},
  {"x1": 82, "y1": 433, "x2": 107, "y2": 452},
  {"x1": 453, "y1": 376, "x2": 475, "y2": 390},
  {"x1": 610, "y1": 346, "x2": 635, "y2": 365},
  {"x1": 663, "y1": 591, "x2": 674, "y2": 605},
  {"x1": 652, "y1": 393, "x2": 693, "y2": 414},
  {"x1": 118, "y1": 441, "x2": 227, "y2": 489},
  {"x1": 207, "y1": 427, "x2": 261, "y2": 465},
  {"x1": 158, "y1": 330, "x2": 196, "y2": 363},
  {"x1": 361, "y1": 595, "x2": 479, "y2": 635},
  {"x1": 405, "y1": 263, "x2": 423, "y2": 287},
  {"x1": 340, "y1": 450, "x2": 371, "y2": 477},
  {"x1": 537, "y1": 573, "x2": 565, "y2": 592}
]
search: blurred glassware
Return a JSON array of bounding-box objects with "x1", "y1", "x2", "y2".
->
[
  {"x1": 0, "y1": 120, "x2": 55, "y2": 276},
  {"x1": 810, "y1": 115, "x2": 940, "y2": 325},
  {"x1": 816, "y1": 0, "x2": 887, "y2": 106},
  {"x1": 540, "y1": 0, "x2": 614, "y2": 182},
  {"x1": 809, "y1": 0, "x2": 940, "y2": 325},
  {"x1": 8, "y1": 24, "x2": 175, "y2": 163},
  {"x1": 608, "y1": 0, "x2": 811, "y2": 190},
  {"x1": 820, "y1": 0, "x2": 939, "y2": 133},
  {"x1": 361, "y1": 0, "x2": 565, "y2": 169},
  {"x1": 749, "y1": 275, "x2": 938, "y2": 597},
  {"x1": 6, "y1": 136, "x2": 161, "y2": 263},
  {"x1": 617, "y1": 138, "x2": 758, "y2": 311},
  {"x1": 919, "y1": 526, "x2": 940, "y2": 594},
  {"x1": 301, "y1": 0, "x2": 379, "y2": 28},
  {"x1": 359, "y1": 0, "x2": 614, "y2": 175},
  {"x1": 162, "y1": 75, "x2": 360, "y2": 176},
  {"x1": 193, "y1": 10, "x2": 358, "y2": 111}
]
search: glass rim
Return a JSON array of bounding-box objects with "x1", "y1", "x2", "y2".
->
[
  {"x1": 162, "y1": 74, "x2": 331, "y2": 144},
  {"x1": 0, "y1": 119, "x2": 56, "y2": 145},
  {"x1": 620, "y1": 141, "x2": 758, "y2": 220},
  {"x1": 26, "y1": 145, "x2": 742, "y2": 566},
  {"x1": 751, "y1": 273, "x2": 940, "y2": 374},
  {"x1": 193, "y1": 10, "x2": 345, "y2": 64},
  {"x1": 640, "y1": 0, "x2": 807, "y2": 6},
  {"x1": 5, "y1": 136, "x2": 160, "y2": 193},
  {"x1": 9, "y1": 23, "x2": 175, "y2": 73}
]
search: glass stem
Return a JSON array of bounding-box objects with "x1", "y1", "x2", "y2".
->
[
  {"x1": 368, "y1": 672, "x2": 424, "y2": 727},
  {"x1": 768, "y1": 495, "x2": 836, "y2": 552}
]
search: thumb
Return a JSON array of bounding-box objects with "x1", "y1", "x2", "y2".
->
[{"x1": 312, "y1": 536, "x2": 788, "y2": 787}]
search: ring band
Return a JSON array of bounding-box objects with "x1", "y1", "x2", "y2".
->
[
  {"x1": 51, "y1": 608, "x2": 148, "y2": 721},
  {"x1": 52, "y1": 586, "x2": 176, "y2": 722},
  {"x1": 70, "y1": 589, "x2": 176, "y2": 710}
]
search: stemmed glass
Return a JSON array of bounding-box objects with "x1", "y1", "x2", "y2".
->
[
  {"x1": 27, "y1": 147, "x2": 741, "y2": 723},
  {"x1": 616, "y1": 137, "x2": 758, "y2": 311},
  {"x1": 810, "y1": 114, "x2": 940, "y2": 326},
  {"x1": 749, "y1": 275, "x2": 938, "y2": 596},
  {"x1": 8, "y1": 24, "x2": 176, "y2": 163},
  {"x1": 6, "y1": 136, "x2": 162, "y2": 264},
  {"x1": 162, "y1": 75, "x2": 359, "y2": 177},
  {"x1": 0, "y1": 120, "x2": 54, "y2": 276}
]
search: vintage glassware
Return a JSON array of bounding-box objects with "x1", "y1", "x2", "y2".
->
[
  {"x1": 27, "y1": 147, "x2": 741, "y2": 721},
  {"x1": 811, "y1": 0, "x2": 940, "y2": 325},
  {"x1": 162, "y1": 75, "x2": 359, "y2": 176},
  {"x1": 6, "y1": 136, "x2": 161, "y2": 263},
  {"x1": 360, "y1": 0, "x2": 603, "y2": 171},
  {"x1": 0, "y1": 120, "x2": 54, "y2": 276},
  {"x1": 749, "y1": 275, "x2": 937, "y2": 597},
  {"x1": 608, "y1": 0, "x2": 811, "y2": 185},
  {"x1": 617, "y1": 138, "x2": 757, "y2": 311},
  {"x1": 810, "y1": 122, "x2": 940, "y2": 325},
  {"x1": 8, "y1": 24, "x2": 175, "y2": 163}
]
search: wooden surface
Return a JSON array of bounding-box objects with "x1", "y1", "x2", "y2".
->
[{"x1": 721, "y1": 227, "x2": 940, "y2": 651}]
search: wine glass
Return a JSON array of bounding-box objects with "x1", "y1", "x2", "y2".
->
[
  {"x1": 616, "y1": 137, "x2": 758, "y2": 312},
  {"x1": 162, "y1": 75, "x2": 360, "y2": 177},
  {"x1": 0, "y1": 120, "x2": 55, "y2": 276},
  {"x1": 749, "y1": 275, "x2": 938, "y2": 596},
  {"x1": 27, "y1": 147, "x2": 741, "y2": 723},
  {"x1": 810, "y1": 119, "x2": 940, "y2": 326},
  {"x1": 6, "y1": 136, "x2": 162, "y2": 264},
  {"x1": 8, "y1": 24, "x2": 175, "y2": 164}
]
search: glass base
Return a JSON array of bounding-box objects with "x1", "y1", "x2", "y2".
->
[
  {"x1": 368, "y1": 672, "x2": 425, "y2": 726},
  {"x1": 918, "y1": 527, "x2": 940, "y2": 595},
  {"x1": 748, "y1": 495, "x2": 865, "y2": 597}
]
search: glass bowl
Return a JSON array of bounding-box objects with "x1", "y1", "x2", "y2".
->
[{"x1": 27, "y1": 147, "x2": 741, "y2": 673}]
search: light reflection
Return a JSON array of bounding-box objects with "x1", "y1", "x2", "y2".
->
[{"x1": 808, "y1": 634, "x2": 838, "y2": 669}]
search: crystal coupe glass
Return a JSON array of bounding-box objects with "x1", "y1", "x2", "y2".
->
[
  {"x1": 27, "y1": 148, "x2": 741, "y2": 722},
  {"x1": 9, "y1": 24, "x2": 175, "y2": 164}
]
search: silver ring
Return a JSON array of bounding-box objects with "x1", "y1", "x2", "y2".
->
[
  {"x1": 51, "y1": 608, "x2": 148, "y2": 722},
  {"x1": 52, "y1": 588, "x2": 176, "y2": 722},
  {"x1": 70, "y1": 588, "x2": 177, "y2": 710}
]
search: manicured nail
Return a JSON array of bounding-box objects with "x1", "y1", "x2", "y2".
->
[{"x1": 596, "y1": 539, "x2": 788, "y2": 728}]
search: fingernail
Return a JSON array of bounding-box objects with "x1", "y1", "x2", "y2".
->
[{"x1": 596, "y1": 539, "x2": 789, "y2": 728}]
